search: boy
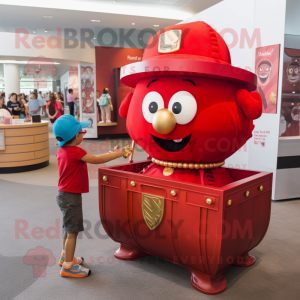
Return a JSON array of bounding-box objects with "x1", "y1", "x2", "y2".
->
[{"x1": 53, "y1": 115, "x2": 131, "y2": 277}]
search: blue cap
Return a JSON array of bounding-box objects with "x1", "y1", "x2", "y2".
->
[{"x1": 53, "y1": 115, "x2": 89, "y2": 147}]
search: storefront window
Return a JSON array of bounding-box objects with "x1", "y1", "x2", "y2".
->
[
  {"x1": 0, "y1": 80, "x2": 53, "y2": 95},
  {"x1": 20, "y1": 80, "x2": 53, "y2": 95}
]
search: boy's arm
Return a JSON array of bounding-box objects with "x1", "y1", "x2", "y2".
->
[{"x1": 81, "y1": 148, "x2": 130, "y2": 164}]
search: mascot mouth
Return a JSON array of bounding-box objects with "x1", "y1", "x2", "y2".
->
[
  {"x1": 151, "y1": 134, "x2": 192, "y2": 152},
  {"x1": 259, "y1": 74, "x2": 269, "y2": 84}
]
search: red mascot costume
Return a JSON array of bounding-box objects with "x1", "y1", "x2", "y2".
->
[
  {"x1": 99, "y1": 21, "x2": 272, "y2": 295},
  {"x1": 120, "y1": 22, "x2": 262, "y2": 187}
]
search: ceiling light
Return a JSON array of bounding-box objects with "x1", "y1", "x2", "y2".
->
[
  {"x1": 153, "y1": 25, "x2": 159, "y2": 27},
  {"x1": 33, "y1": 31, "x2": 36, "y2": 33},
  {"x1": 94, "y1": 38, "x2": 96, "y2": 39},
  {"x1": 132, "y1": 23, "x2": 135, "y2": 25},
  {"x1": 45, "y1": 30, "x2": 48, "y2": 32},
  {"x1": 0, "y1": 60, "x2": 60, "y2": 65},
  {"x1": 43, "y1": 15, "x2": 53, "y2": 18},
  {"x1": 293, "y1": 91, "x2": 295, "y2": 94},
  {"x1": 91, "y1": 20, "x2": 100, "y2": 22}
]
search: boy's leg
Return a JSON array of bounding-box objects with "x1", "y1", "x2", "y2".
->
[
  {"x1": 65, "y1": 232, "x2": 78, "y2": 262},
  {"x1": 58, "y1": 231, "x2": 68, "y2": 265},
  {"x1": 60, "y1": 231, "x2": 90, "y2": 277},
  {"x1": 59, "y1": 231, "x2": 83, "y2": 266},
  {"x1": 62, "y1": 231, "x2": 67, "y2": 251}
]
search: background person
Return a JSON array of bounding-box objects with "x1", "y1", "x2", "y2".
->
[
  {"x1": 7, "y1": 93, "x2": 21, "y2": 116},
  {"x1": 38, "y1": 91, "x2": 43, "y2": 100},
  {"x1": 96, "y1": 90, "x2": 101, "y2": 122},
  {"x1": 20, "y1": 97, "x2": 28, "y2": 116},
  {"x1": 0, "y1": 95, "x2": 11, "y2": 116},
  {"x1": 17, "y1": 94, "x2": 26, "y2": 118},
  {"x1": 27, "y1": 92, "x2": 42, "y2": 116},
  {"x1": 99, "y1": 88, "x2": 113, "y2": 123},
  {"x1": 46, "y1": 93, "x2": 62, "y2": 124},
  {"x1": 67, "y1": 89, "x2": 76, "y2": 116},
  {"x1": 56, "y1": 93, "x2": 64, "y2": 115},
  {"x1": 88, "y1": 118, "x2": 93, "y2": 128}
]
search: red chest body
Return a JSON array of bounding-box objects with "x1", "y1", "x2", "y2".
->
[{"x1": 98, "y1": 161, "x2": 272, "y2": 294}]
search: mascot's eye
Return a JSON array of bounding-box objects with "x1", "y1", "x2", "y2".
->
[
  {"x1": 265, "y1": 66, "x2": 269, "y2": 71},
  {"x1": 168, "y1": 91, "x2": 197, "y2": 125},
  {"x1": 260, "y1": 67, "x2": 263, "y2": 71},
  {"x1": 142, "y1": 92, "x2": 164, "y2": 123},
  {"x1": 172, "y1": 102, "x2": 182, "y2": 114},
  {"x1": 289, "y1": 68, "x2": 293, "y2": 74},
  {"x1": 295, "y1": 68, "x2": 299, "y2": 74},
  {"x1": 149, "y1": 102, "x2": 158, "y2": 113}
]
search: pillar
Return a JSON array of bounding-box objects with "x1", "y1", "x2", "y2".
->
[{"x1": 4, "y1": 64, "x2": 20, "y2": 100}]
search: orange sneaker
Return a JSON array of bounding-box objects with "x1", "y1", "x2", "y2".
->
[{"x1": 60, "y1": 262, "x2": 91, "y2": 278}]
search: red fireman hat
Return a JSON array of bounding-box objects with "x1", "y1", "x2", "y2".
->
[{"x1": 121, "y1": 21, "x2": 257, "y2": 91}]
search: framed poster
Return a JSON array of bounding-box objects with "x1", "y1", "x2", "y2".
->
[
  {"x1": 78, "y1": 64, "x2": 97, "y2": 138},
  {"x1": 0, "y1": 130, "x2": 5, "y2": 150},
  {"x1": 255, "y1": 44, "x2": 281, "y2": 114}
]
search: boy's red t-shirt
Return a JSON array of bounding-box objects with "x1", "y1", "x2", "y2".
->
[{"x1": 56, "y1": 146, "x2": 89, "y2": 193}]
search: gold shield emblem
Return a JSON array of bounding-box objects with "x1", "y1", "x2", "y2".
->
[{"x1": 142, "y1": 193, "x2": 164, "y2": 231}]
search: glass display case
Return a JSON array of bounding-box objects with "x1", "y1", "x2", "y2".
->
[{"x1": 280, "y1": 48, "x2": 300, "y2": 137}]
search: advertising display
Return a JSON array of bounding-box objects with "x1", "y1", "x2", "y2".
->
[
  {"x1": 255, "y1": 44, "x2": 281, "y2": 114},
  {"x1": 280, "y1": 48, "x2": 300, "y2": 136},
  {"x1": 78, "y1": 64, "x2": 97, "y2": 138}
]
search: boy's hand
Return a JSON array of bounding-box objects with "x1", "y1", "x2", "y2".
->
[
  {"x1": 123, "y1": 145, "x2": 133, "y2": 158},
  {"x1": 113, "y1": 145, "x2": 132, "y2": 158}
]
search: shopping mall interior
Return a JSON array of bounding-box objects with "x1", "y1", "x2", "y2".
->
[{"x1": 0, "y1": 0, "x2": 299, "y2": 299}]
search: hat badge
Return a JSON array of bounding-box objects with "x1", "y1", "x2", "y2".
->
[{"x1": 158, "y1": 29, "x2": 182, "y2": 54}]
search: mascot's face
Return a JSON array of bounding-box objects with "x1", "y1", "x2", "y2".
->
[
  {"x1": 287, "y1": 63, "x2": 300, "y2": 83},
  {"x1": 126, "y1": 76, "x2": 252, "y2": 163},
  {"x1": 257, "y1": 62, "x2": 272, "y2": 85}
]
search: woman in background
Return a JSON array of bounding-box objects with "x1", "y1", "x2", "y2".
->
[
  {"x1": 96, "y1": 90, "x2": 101, "y2": 122},
  {"x1": 47, "y1": 93, "x2": 62, "y2": 124},
  {"x1": 7, "y1": 93, "x2": 22, "y2": 116},
  {"x1": 27, "y1": 92, "x2": 42, "y2": 116},
  {"x1": 0, "y1": 95, "x2": 12, "y2": 116},
  {"x1": 46, "y1": 93, "x2": 62, "y2": 146},
  {"x1": 98, "y1": 88, "x2": 113, "y2": 123},
  {"x1": 56, "y1": 92, "x2": 64, "y2": 115},
  {"x1": 17, "y1": 94, "x2": 26, "y2": 118}
]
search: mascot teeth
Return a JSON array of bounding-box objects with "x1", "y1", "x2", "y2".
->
[{"x1": 173, "y1": 139, "x2": 182, "y2": 143}]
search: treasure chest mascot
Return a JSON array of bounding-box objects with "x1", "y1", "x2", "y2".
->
[{"x1": 98, "y1": 21, "x2": 272, "y2": 295}]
